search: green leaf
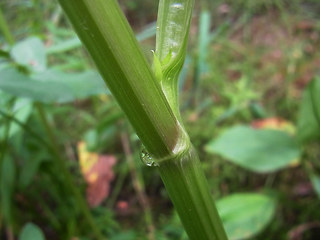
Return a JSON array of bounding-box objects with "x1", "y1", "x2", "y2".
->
[
  {"x1": 0, "y1": 68, "x2": 108, "y2": 103},
  {"x1": 32, "y1": 69, "x2": 109, "y2": 99},
  {"x1": 10, "y1": 37, "x2": 47, "y2": 72},
  {"x1": 205, "y1": 126, "x2": 301, "y2": 173},
  {"x1": 217, "y1": 193, "x2": 276, "y2": 240},
  {"x1": 1, "y1": 156, "x2": 16, "y2": 224},
  {"x1": 155, "y1": 0, "x2": 194, "y2": 115},
  {"x1": 19, "y1": 223, "x2": 45, "y2": 240},
  {"x1": 297, "y1": 77, "x2": 320, "y2": 143}
]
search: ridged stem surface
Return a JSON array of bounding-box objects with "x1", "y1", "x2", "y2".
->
[{"x1": 158, "y1": 147, "x2": 228, "y2": 240}]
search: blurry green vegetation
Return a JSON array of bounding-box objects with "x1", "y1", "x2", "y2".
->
[{"x1": 1, "y1": 0, "x2": 320, "y2": 239}]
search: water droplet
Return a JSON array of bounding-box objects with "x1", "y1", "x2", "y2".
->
[{"x1": 140, "y1": 148, "x2": 159, "y2": 167}]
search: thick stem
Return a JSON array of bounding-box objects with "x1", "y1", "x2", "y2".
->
[
  {"x1": 57, "y1": 0, "x2": 182, "y2": 159},
  {"x1": 158, "y1": 147, "x2": 228, "y2": 240}
]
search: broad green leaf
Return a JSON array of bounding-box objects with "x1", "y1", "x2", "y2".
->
[
  {"x1": 205, "y1": 126, "x2": 301, "y2": 173},
  {"x1": 32, "y1": 69, "x2": 109, "y2": 99},
  {"x1": 0, "y1": 68, "x2": 108, "y2": 103},
  {"x1": 310, "y1": 174, "x2": 320, "y2": 199},
  {"x1": 217, "y1": 193, "x2": 276, "y2": 240},
  {"x1": 19, "y1": 223, "x2": 45, "y2": 240},
  {"x1": 1, "y1": 156, "x2": 16, "y2": 224},
  {"x1": 10, "y1": 37, "x2": 47, "y2": 72},
  {"x1": 155, "y1": 0, "x2": 194, "y2": 115},
  {"x1": 297, "y1": 77, "x2": 320, "y2": 143}
]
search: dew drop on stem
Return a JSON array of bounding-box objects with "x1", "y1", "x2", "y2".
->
[{"x1": 140, "y1": 148, "x2": 159, "y2": 167}]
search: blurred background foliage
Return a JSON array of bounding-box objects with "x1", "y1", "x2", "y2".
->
[{"x1": 1, "y1": 0, "x2": 320, "y2": 239}]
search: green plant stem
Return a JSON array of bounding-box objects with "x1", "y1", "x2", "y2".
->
[
  {"x1": 35, "y1": 103, "x2": 60, "y2": 152},
  {"x1": 0, "y1": 7, "x2": 14, "y2": 45},
  {"x1": 107, "y1": 162, "x2": 128, "y2": 209},
  {"x1": 57, "y1": 1, "x2": 228, "y2": 239},
  {"x1": 310, "y1": 80, "x2": 320, "y2": 129},
  {"x1": 57, "y1": 0, "x2": 183, "y2": 160},
  {"x1": 158, "y1": 147, "x2": 228, "y2": 240},
  {"x1": 34, "y1": 103, "x2": 104, "y2": 240}
]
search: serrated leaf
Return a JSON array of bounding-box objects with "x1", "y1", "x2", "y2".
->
[
  {"x1": 205, "y1": 126, "x2": 301, "y2": 173},
  {"x1": 10, "y1": 37, "x2": 47, "y2": 72},
  {"x1": 19, "y1": 223, "x2": 45, "y2": 240},
  {"x1": 217, "y1": 193, "x2": 276, "y2": 240}
]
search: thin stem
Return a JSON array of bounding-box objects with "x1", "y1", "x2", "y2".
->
[
  {"x1": 34, "y1": 103, "x2": 60, "y2": 152},
  {"x1": 107, "y1": 162, "x2": 128, "y2": 209},
  {"x1": 120, "y1": 131, "x2": 155, "y2": 240},
  {"x1": 0, "y1": 7, "x2": 14, "y2": 45},
  {"x1": 0, "y1": 108, "x2": 103, "y2": 238},
  {"x1": 36, "y1": 196, "x2": 62, "y2": 230},
  {"x1": 158, "y1": 147, "x2": 228, "y2": 240},
  {"x1": 34, "y1": 103, "x2": 104, "y2": 240}
]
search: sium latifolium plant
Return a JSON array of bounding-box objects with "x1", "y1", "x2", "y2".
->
[{"x1": 57, "y1": 0, "x2": 228, "y2": 239}]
